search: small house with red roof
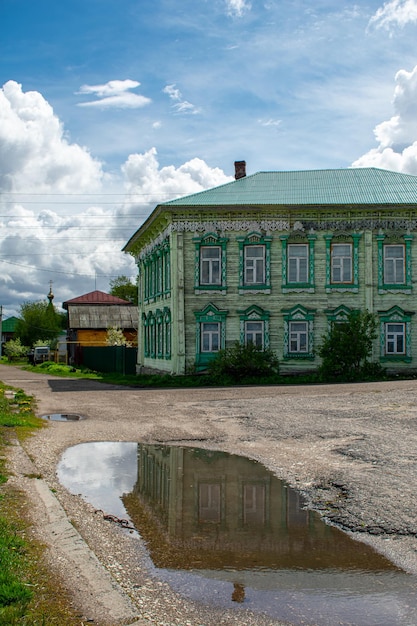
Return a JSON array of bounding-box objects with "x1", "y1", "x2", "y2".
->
[{"x1": 63, "y1": 290, "x2": 138, "y2": 364}]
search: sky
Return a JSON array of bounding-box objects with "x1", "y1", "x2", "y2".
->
[{"x1": 1, "y1": 0, "x2": 417, "y2": 319}]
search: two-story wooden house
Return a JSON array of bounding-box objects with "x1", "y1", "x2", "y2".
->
[{"x1": 123, "y1": 164, "x2": 417, "y2": 375}]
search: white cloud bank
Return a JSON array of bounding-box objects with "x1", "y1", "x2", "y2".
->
[
  {"x1": 352, "y1": 64, "x2": 417, "y2": 174},
  {"x1": 77, "y1": 79, "x2": 151, "y2": 109},
  {"x1": 370, "y1": 0, "x2": 417, "y2": 30},
  {"x1": 0, "y1": 81, "x2": 230, "y2": 317}
]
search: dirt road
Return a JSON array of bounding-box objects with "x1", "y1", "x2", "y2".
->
[{"x1": 1, "y1": 364, "x2": 417, "y2": 625}]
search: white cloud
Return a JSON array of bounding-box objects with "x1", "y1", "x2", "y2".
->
[
  {"x1": 77, "y1": 79, "x2": 151, "y2": 109},
  {"x1": 352, "y1": 65, "x2": 417, "y2": 174},
  {"x1": 370, "y1": 0, "x2": 417, "y2": 30},
  {"x1": 0, "y1": 82, "x2": 229, "y2": 317},
  {"x1": 163, "y1": 84, "x2": 200, "y2": 115},
  {"x1": 226, "y1": 0, "x2": 251, "y2": 18}
]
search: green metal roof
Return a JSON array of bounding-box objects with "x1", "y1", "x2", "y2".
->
[
  {"x1": 1, "y1": 316, "x2": 19, "y2": 333},
  {"x1": 162, "y1": 168, "x2": 417, "y2": 207}
]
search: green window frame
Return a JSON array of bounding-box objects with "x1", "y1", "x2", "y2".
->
[
  {"x1": 237, "y1": 232, "x2": 272, "y2": 293},
  {"x1": 194, "y1": 303, "x2": 228, "y2": 370},
  {"x1": 238, "y1": 305, "x2": 270, "y2": 349},
  {"x1": 142, "y1": 239, "x2": 171, "y2": 303},
  {"x1": 280, "y1": 234, "x2": 316, "y2": 292},
  {"x1": 193, "y1": 232, "x2": 228, "y2": 293},
  {"x1": 377, "y1": 233, "x2": 413, "y2": 294},
  {"x1": 282, "y1": 305, "x2": 316, "y2": 359},
  {"x1": 142, "y1": 307, "x2": 171, "y2": 360},
  {"x1": 378, "y1": 306, "x2": 414, "y2": 363},
  {"x1": 325, "y1": 233, "x2": 361, "y2": 292}
]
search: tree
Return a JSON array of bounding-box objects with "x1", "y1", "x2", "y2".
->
[
  {"x1": 106, "y1": 327, "x2": 132, "y2": 347},
  {"x1": 3, "y1": 338, "x2": 29, "y2": 361},
  {"x1": 15, "y1": 301, "x2": 65, "y2": 348},
  {"x1": 318, "y1": 310, "x2": 381, "y2": 381},
  {"x1": 109, "y1": 275, "x2": 138, "y2": 305}
]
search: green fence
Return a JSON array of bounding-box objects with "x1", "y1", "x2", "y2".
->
[{"x1": 80, "y1": 346, "x2": 137, "y2": 375}]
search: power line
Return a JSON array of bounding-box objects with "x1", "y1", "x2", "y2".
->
[{"x1": 0, "y1": 258, "x2": 132, "y2": 278}]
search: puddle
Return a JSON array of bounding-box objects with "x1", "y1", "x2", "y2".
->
[
  {"x1": 42, "y1": 413, "x2": 85, "y2": 421},
  {"x1": 57, "y1": 443, "x2": 417, "y2": 626}
]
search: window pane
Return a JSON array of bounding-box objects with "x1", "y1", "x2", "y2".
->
[
  {"x1": 200, "y1": 246, "x2": 221, "y2": 285},
  {"x1": 384, "y1": 245, "x2": 405, "y2": 284},
  {"x1": 288, "y1": 245, "x2": 308, "y2": 283},
  {"x1": 244, "y1": 245, "x2": 265, "y2": 284},
  {"x1": 331, "y1": 243, "x2": 352, "y2": 283}
]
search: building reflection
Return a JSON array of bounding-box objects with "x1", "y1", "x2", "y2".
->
[{"x1": 123, "y1": 444, "x2": 396, "y2": 573}]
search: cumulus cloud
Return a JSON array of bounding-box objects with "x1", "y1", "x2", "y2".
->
[
  {"x1": 226, "y1": 0, "x2": 251, "y2": 17},
  {"x1": 370, "y1": 0, "x2": 417, "y2": 30},
  {"x1": 77, "y1": 79, "x2": 151, "y2": 109},
  {"x1": 163, "y1": 84, "x2": 200, "y2": 115},
  {"x1": 352, "y1": 65, "x2": 417, "y2": 174},
  {"x1": 0, "y1": 81, "x2": 229, "y2": 317}
]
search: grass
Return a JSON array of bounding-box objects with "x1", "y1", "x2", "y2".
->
[{"x1": 0, "y1": 383, "x2": 81, "y2": 625}]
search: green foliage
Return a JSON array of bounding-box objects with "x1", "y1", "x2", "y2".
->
[
  {"x1": 15, "y1": 301, "x2": 65, "y2": 348},
  {"x1": 106, "y1": 326, "x2": 132, "y2": 347},
  {"x1": 109, "y1": 275, "x2": 138, "y2": 305},
  {"x1": 3, "y1": 339, "x2": 29, "y2": 362},
  {"x1": 208, "y1": 342, "x2": 279, "y2": 383},
  {"x1": 318, "y1": 310, "x2": 383, "y2": 381}
]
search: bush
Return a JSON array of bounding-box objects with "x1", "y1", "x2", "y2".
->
[
  {"x1": 3, "y1": 339, "x2": 29, "y2": 362},
  {"x1": 208, "y1": 342, "x2": 279, "y2": 383},
  {"x1": 318, "y1": 310, "x2": 381, "y2": 381}
]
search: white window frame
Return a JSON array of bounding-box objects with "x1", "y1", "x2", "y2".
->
[
  {"x1": 200, "y1": 245, "x2": 221, "y2": 285},
  {"x1": 244, "y1": 245, "x2": 265, "y2": 285},
  {"x1": 201, "y1": 322, "x2": 221, "y2": 353},
  {"x1": 331, "y1": 243, "x2": 352, "y2": 283},
  {"x1": 244, "y1": 320, "x2": 264, "y2": 348},
  {"x1": 384, "y1": 245, "x2": 405, "y2": 285},
  {"x1": 289, "y1": 321, "x2": 308, "y2": 353},
  {"x1": 385, "y1": 322, "x2": 405, "y2": 355},
  {"x1": 288, "y1": 244, "x2": 308, "y2": 283}
]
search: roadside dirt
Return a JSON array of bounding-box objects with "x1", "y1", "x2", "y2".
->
[{"x1": 1, "y1": 364, "x2": 417, "y2": 625}]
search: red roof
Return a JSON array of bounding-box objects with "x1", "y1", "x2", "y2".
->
[{"x1": 63, "y1": 290, "x2": 132, "y2": 308}]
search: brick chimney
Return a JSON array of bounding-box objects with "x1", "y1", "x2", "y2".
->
[{"x1": 234, "y1": 160, "x2": 246, "y2": 180}]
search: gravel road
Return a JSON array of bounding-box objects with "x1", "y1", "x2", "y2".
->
[{"x1": 1, "y1": 364, "x2": 417, "y2": 626}]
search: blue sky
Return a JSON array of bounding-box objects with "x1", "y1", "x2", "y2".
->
[{"x1": 1, "y1": 0, "x2": 417, "y2": 318}]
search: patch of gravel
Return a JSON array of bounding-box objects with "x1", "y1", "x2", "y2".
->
[{"x1": 2, "y1": 365, "x2": 417, "y2": 625}]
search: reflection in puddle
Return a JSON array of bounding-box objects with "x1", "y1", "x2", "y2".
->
[
  {"x1": 42, "y1": 413, "x2": 85, "y2": 421},
  {"x1": 58, "y1": 443, "x2": 417, "y2": 626}
]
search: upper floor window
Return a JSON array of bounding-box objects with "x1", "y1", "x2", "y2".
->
[
  {"x1": 237, "y1": 232, "x2": 272, "y2": 293},
  {"x1": 244, "y1": 245, "x2": 265, "y2": 285},
  {"x1": 325, "y1": 234, "x2": 361, "y2": 292},
  {"x1": 193, "y1": 233, "x2": 228, "y2": 292},
  {"x1": 331, "y1": 243, "x2": 352, "y2": 283},
  {"x1": 281, "y1": 234, "x2": 316, "y2": 292},
  {"x1": 200, "y1": 246, "x2": 221, "y2": 285},
  {"x1": 384, "y1": 245, "x2": 404, "y2": 284},
  {"x1": 377, "y1": 233, "x2": 413, "y2": 293}
]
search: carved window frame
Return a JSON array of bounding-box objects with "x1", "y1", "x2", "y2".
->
[
  {"x1": 280, "y1": 233, "x2": 316, "y2": 293},
  {"x1": 282, "y1": 304, "x2": 316, "y2": 359},
  {"x1": 377, "y1": 233, "x2": 413, "y2": 294},
  {"x1": 194, "y1": 303, "x2": 228, "y2": 369},
  {"x1": 193, "y1": 232, "x2": 228, "y2": 294},
  {"x1": 237, "y1": 305, "x2": 271, "y2": 349},
  {"x1": 378, "y1": 306, "x2": 414, "y2": 363},
  {"x1": 325, "y1": 233, "x2": 361, "y2": 293},
  {"x1": 237, "y1": 232, "x2": 272, "y2": 294}
]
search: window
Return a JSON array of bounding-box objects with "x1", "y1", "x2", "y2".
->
[
  {"x1": 195, "y1": 303, "x2": 228, "y2": 369},
  {"x1": 288, "y1": 244, "x2": 308, "y2": 283},
  {"x1": 200, "y1": 246, "x2": 221, "y2": 285},
  {"x1": 379, "y1": 306, "x2": 413, "y2": 362},
  {"x1": 141, "y1": 239, "x2": 171, "y2": 302},
  {"x1": 199, "y1": 483, "x2": 221, "y2": 523},
  {"x1": 289, "y1": 321, "x2": 308, "y2": 353},
  {"x1": 377, "y1": 234, "x2": 413, "y2": 293},
  {"x1": 237, "y1": 232, "x2": 272, "y2": 293},
  {"x1": 331, "y1": 243, "x2": 352, "y2": 283},
  {"x1": 193, "y1": 233, "x2": 228, "y2": 292},
  {"x1": 243, "y1": 483, "x2": 266, "y2": 525},
  {"x1": 384, "y1": 245, "x2": 405, "y2": 284},
  {"x1": 281, "y1": 234, "x2": 316, "y2": 292},
  {"x1": 245, "y1": 321, "x2": 264, "y2": 347},
  {"x1": 244, "y1": 245, "x2": 265, "y2": 285},
  {"x1": 386, "y1": 323, "x2": 405, "y2": 355},
  {"x1": 282, "y1": 305, "x2": 316, "y2": 359},
  {"x1": 201, "y1": 322, "x2": 220, "y2": 352}
]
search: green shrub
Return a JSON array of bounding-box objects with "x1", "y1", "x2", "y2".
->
[
  {"x1": 208, "y1": 342, "x2": 279, "y2": 383},
  {"x1": 318, "y1": 310, "x2": 382, "y2": 381},
  {"x1": 3, "y1": 340, "x2": 28, "y2": 362}
]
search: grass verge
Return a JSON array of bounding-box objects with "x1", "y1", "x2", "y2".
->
[{"x1": 0, "y1": 383, "x2": 81, "y2": 625}]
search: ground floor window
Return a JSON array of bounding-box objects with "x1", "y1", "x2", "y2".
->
[
  {"x1": 201, "y1": 322, "x2": 220, "y2": 352},
  {"x1": 143, "y1": 307, "x2": 171, "y2": 360},
  {"x1": 385, "y1": 323, "x2": 405, "y2": 355},
  {"x1": 379, "y1": 306, "x2": 413, "y2": 363},
  {"x1": 289, "y1": 321, "x2": 308, "y2": 353},
  {"x1": 245, "y1": 321, "x2": 264, "y2": 347},
  {"x1": 282, "y1": 305, "x2": 316, "y2": 359}
]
